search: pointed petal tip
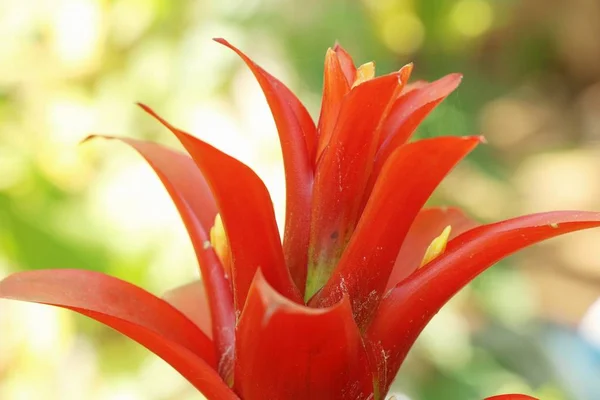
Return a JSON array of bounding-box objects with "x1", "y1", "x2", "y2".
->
[
  {"x1": 79, "y1": 134, "x2": 98, "y2": 145},
  {"x1": 402, "y1": 62, "x2": 414, "y2": 73},
  {"x1": 446, "y1": 72, "x2": 463, "y2": 87},
  {"x1": 456, "y1": 135, "x2": 486, "y2": 148},
  {"x1": 137, "y1": 103, "x2": 179, "y2": 134},
  {"x1": 80, "y1": 133, "x2": 131, "y2": 148},
  {"x1": 137, "y1": 102, "x2": 163, "y2": 121},
  {"x1": 460, "y1": 134, "x2": 486, "y2": 144},
  {"x1": 80, "y1": 133, "x2": 122, "y2": 146},
  {"x1": 332, "y1": 41, "x2": 352, "y2": 57},
  {"x1": 417, "y1": 73, "x2": 462, "y2": 96},
  {"x1": 397, "y1": 63, "x2": 414, "y2": 86},
  {"x1": 136, "y1": 102, "x2": 153, "y2": 113},
  {"x1": 213, "y1": 38, "x2": 239, "y2": 53},
  {"x1": 213, "y1": 37, "x2": 230, "y2": 46},
  {"x1": 331, "y1": 42, "x2": 353, "y2": 60}
]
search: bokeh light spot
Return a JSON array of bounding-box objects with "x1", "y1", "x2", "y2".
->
[
  {"x1": 380, "y1": 12, "x2": 425, "y2": 55},
  {"x1": 51, "y1": 0, "x2": 104, "y2": 68},
  {"x1": 450, "y1": 0, "x2": 494, "y2": 38}
]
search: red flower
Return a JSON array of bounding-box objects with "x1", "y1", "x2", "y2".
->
[{"x1": 0, "y1": 39, "x2": 594, "y2": 400}]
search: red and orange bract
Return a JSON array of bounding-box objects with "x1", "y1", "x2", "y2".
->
[{"x1": 0, "y1": 38, "x2": 592, "y2": 400}]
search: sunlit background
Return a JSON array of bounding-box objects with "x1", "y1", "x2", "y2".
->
[{"x1": 1, "y1": 0, "x2": 600, "y2": 399}]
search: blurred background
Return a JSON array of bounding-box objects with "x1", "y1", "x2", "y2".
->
[{"x1": 1, "y1": 0, "x2": 600, "y2": 399}]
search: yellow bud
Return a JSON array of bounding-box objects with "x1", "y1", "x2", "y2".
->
[
  {"x1": 420, "y1": 225, "x2": 452, "y2": 267},
  {"x1": 352, "y1": 61, "x2": 376, "y2": 88},
  {"x1": 210, "y1": 214, "x2": 231, "y2": 276}
]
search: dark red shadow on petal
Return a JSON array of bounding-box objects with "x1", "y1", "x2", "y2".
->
[
  {"x1": 367, "y1": 211, "x2": 600, "y2": 394},
  {"x1": 214, "y1": 38, "x2": 315, "y2": 294},
  {"x1": 235, "y1": 270, "x2": 374, "y2": 400},
  {"x1": 311, "y1": 136, "x2": 482, "y2": 329},
  {"x1": 0, "y1": 270, "x2": 238, "y2": 399}
]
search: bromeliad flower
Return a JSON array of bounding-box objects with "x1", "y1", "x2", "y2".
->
[{"x1": 0, "y1": 39, "x2": 596, "y2": 400}]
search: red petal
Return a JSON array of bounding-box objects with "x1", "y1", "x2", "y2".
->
[
  {"x1": 401, "y1": 79, "x2": 428, "y2": 94},
  {"x1": 333, "y1": 43, "x2": 357, "y2": 86},
  {"x1": 367, "y1": 211, "x2": 600, "y2": 394},
  {"x1": 376, "y1": 73, "x2": 463, "y2": 167},
  {"x1": 235, "y1": 271, "x2": 374, "y2": 400},
  {"x1": 0, "y1": 270, "x2": 238, "y2": 399},
  {"x1": 386, "y1": 206, "x2": 478, "y2": 291},
  {"x1": 163, "y1": 280, "x2": 212, "y2": 339},
  {"x1": 315, "y1": 48, "x2": 351, "y2": 162},
  {"x1": 215, "y1": 38, "x2": 315, "y2": 293},
  {"x1": 87, "y1": 136, "x2": 235, "y2": 379},
  {"x1": 306, "y1": 73, "x2": 403, "y2": 299},
  {"x1": 139, "y1": 105, "x2": 302, "y2": 309},
  {"x1": 311, "y1": 136, "x2": 482, "y2": 328},
  {"x1": 484, "y1": 396, "x2": 539, "y2": 400}
]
